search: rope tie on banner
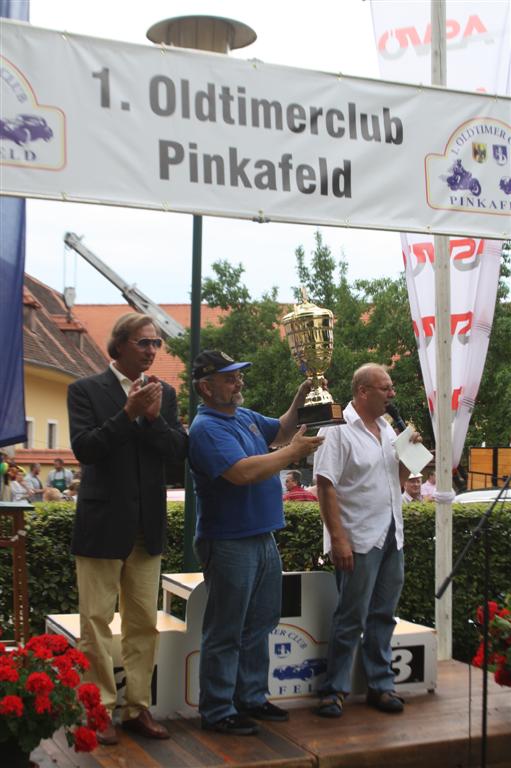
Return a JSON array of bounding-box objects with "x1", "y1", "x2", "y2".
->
[{"x1": 433, "y1": 490, "x2": 456, "y2": 503}]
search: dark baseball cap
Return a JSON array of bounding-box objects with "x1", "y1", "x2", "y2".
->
[{"x1": 192, "y1": 350, "x2": 252, "y2": 380}]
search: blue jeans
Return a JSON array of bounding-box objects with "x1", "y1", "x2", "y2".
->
[
  {"x1": 194, "y1": 533, "x2": 282, "y2": 724},
  {"x1": 320, "y1": 520, "x2": 404, "y2": 696}
]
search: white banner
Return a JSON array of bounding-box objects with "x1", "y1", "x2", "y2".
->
[
  {"x1": 371, "y1": 1, "x2": 510, "y2": 466},
  {"x1": 401, "y1": 234, "x2": 502, "y2": 461},
  {"x1": 0, "y1": 20, "x2": 510, "y2": 239},
  {"x1": 371, "y1": 0, "x2": 511, "y2": 93}
]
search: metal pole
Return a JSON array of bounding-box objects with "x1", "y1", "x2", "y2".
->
[
  {"x1": 431, "y1": 0, "x2": 452, "y2": 661},
  {"x1": 183, "y1": 214, "x2": 202, "y2": 570}
]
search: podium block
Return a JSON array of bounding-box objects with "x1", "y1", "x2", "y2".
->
[{"x1": 46, "y1": 571, "x2": 436, "y2": 718}]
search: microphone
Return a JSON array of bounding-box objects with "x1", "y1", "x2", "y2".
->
[{"x1": 385, "y1": 402, "x2": 407, "y2": 433}]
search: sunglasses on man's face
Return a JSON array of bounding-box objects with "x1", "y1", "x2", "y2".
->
[{"x1": 130, "y1": 337, "x2": 163, "y2": 349}]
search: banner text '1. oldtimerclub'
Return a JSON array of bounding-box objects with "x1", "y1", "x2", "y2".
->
[{"x1": 0, "y1": 20, "x2": 509, "y2": 238}]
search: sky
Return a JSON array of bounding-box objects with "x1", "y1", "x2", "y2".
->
[{"x1": 22, "y1": 0, "x2": 405, "y2": 305}]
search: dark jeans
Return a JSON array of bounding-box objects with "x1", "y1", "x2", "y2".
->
[{"x1": 194, "y1": 532, "x2": 282, "y2": 723}]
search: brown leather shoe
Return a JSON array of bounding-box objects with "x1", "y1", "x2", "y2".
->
[
  {"x1": 122, "y1": 709, "x2": 170, "y2": 739},
  {"x1": 97, "y1": 720, "x2": 119, "y2": 745}
]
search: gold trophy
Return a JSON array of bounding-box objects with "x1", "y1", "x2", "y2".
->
[{"x1": 282, "y1": 290, "x2": 344, "y2": 427}]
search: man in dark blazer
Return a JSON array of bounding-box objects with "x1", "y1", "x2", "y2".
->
[{"x1": 68, "y1": 312, "x2": 187, "y2": 745}]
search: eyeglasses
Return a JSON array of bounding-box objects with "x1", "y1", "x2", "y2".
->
[
  {"x1": 206, "y1": 373, "x2": 244, "y2": 385},
  {"x1": 130, "y1": 337, "x2": 163, "y2": 349}
]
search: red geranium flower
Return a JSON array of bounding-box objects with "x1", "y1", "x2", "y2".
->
[
  {"x1": 26, "y1": 671, "x2": 54, "y2": 695},
  {"x1": 34, "y1": 695, "x2": 52, "y2": 714},
  {"x1": 476, "y1": 600, "x2": 499, "y2": 625},
  {"x1": 58, "y1": 668, "x2": 81, "y2": 688},
  {"x1": 472, "y1": 641, "x2": 484, "y2": 668},
  {"x1": 0, "y1": 628, "x2": 105, "y2": 754},
  {"x1": 0, "y1": 664, "x2": 19, "y2": 683},
  {"x1": 473, "y1": 595, "x2": 511, "y2": 688},
  {"x1": 65, "y1": 648, "x2": 90, "y2": 671},
  {"x1": 0, "y1": 694, "x2": 24, "y2": 717},
  {"x1": 73, "y1": 725, "x2": 98, "y2": 752},
  {"x1": 77, "y1": 683, "x2": 101, "y2": 709},
  {"x1": 86, "y1": 703, "x2": 109, "y2": 732}
]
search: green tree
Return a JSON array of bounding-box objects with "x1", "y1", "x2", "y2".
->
[
  {"x1": 291, "y1": 232, "x2": 433, "y2": 443},
  {"x1": 167, "y1": 260, "x2": 298, "y2": 421},
  {"x1": 168, "y1": 231, "x2": 510, "y2": 454},
  {"x1": 168, "y1": 233, "x2": 432, "y2": 439}
]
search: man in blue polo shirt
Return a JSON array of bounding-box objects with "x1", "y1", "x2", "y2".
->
[{"x1": 189, "y1": 350, "x2": 323, "y2": 735}]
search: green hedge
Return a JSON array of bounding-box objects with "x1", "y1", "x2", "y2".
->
[{"x1": 1, "y1": 501, "x2": 510, "y2": 663}]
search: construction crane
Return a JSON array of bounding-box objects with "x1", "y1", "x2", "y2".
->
[{"x1": 64, "y1": 232, "x2": 184, "y2": 338}]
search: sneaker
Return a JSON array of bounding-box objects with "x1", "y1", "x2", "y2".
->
[
  {"x1": 366, "y1": 688, "x2": 404, "y2": 713},
  {"x1": 241, "y1": 701, "x2": 289, "y2": 722},
  {"x1": 201, "y1": 713, "x2": 260, "y2": 735}
]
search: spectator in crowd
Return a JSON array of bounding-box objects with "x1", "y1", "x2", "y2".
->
[
  {"x1": 68, "y1": 312, "x2": 187, "y2": 746},
  {"x1": 7, "y1": 461, "x2": 20, "y2": 482},
  {"x1": 0, "y1": 452, "x2": 8, "y2": 499},
  {"x1": 421, "y1": 469, "x2": 436, "y2": 501},
  {"x1": 46, "y1": 458, "x2": 73, "y2": 493},
  {"x1": 452, "y1": 464, "x2": 468, "y2": 493},
  {"x1": 283, "y1": 470, "x2": 318, "y2": 501},
  {"x1": 3, "y1": 462, "x2": 23, "y2": 501},
  {"x1": 402, "y1": 473, "x2": 423, "y2": 503},
  {"x1": 10, "y1": 469, "x2": 34, "y2": 502},
  {"x1": 43, "y1": 487, "x2": 64, "y2": 502},
  {"x1": 189, "y1": 349, "x2": 323, "y2": 735},
  {"x1": 63, "y1": 479, "x2": 81, "y2": 502},
  {"x1": 314, "y1": 363, "x2": 422, "y2": 717},
  {"x1": 25, "y1": 462, "x2": 44, "y2": 501}
]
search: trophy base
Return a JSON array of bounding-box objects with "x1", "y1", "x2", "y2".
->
[{"x1": 297, "y1": 402, "x2": 345, "y2": 428}]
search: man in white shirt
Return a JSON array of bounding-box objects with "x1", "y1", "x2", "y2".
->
[{"x1": 313, "y1": 363, "x2": 421, "y2": 717}]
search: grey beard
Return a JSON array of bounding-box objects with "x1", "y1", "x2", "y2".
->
[{"x1": 211, "y1": 392, "x2": 244, "y2": 408}]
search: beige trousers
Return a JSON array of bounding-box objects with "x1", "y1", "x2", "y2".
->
[{"x1": 75, "y1": 537, "x2": 161, "y2": 719}]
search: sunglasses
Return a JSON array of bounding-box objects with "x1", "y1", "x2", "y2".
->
[{"x1": 130, "y1": 337, "x2": 163, "y2": 349}]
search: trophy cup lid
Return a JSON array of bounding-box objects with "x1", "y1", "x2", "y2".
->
[{"x1": 282, "y1": 288, "x2": 333, "y2": 326}]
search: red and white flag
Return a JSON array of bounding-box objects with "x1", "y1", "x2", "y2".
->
[{"x1": 370, "y1": 0, "x2": 510, "y2": 465}]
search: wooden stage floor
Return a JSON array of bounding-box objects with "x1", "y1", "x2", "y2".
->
[{"x1": 31, "y1": 661, "x2": 510, "y2": 768}]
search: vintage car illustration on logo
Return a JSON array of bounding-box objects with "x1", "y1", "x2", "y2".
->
[
  {"x1": 273, "y1": 657, "x2": 327, "y2": 681},
  {"x1": 0, "y1": 114, "x2": 53, "y2": 145},
  {"x1": 444, "y1": 159, "x2": 481, "y2": 197},
  {"x1": 1, "y1": 56, "x2": 65, "y2": 170}
]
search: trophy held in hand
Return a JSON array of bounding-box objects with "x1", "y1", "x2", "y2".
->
[{"x1": 282, "y1": 291, "x2": 344, "y2": 427}]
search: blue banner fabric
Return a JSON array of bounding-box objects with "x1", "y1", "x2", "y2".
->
[
  {"x1": 0, "y1": 198, "x2": 27, "y2": 447},
  {"x1": 0, "y1": 0, "x2": 29, "y2": 446}
]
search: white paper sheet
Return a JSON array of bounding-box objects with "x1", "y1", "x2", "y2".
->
[{"x1": 394, "y1": 426, "x2": 434, "y2": 475}]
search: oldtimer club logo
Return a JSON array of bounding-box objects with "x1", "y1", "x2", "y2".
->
[
  {"x1": 425, "y1": 117, "x2": 511, "y2": 215},
  {"x1": 0, "y1": 56, "x2": 66, "y2": 169}
]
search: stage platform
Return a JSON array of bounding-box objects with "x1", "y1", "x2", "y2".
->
[{"x1": 30, "y1": 660, "x2": 510, "y2": 768}]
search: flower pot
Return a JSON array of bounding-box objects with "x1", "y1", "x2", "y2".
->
[{"x1": 0, "y1": 738, "x2": 35, "y2": 768}]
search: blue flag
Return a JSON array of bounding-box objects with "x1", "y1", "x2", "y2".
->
[
  {"x1": 0, "y1": 1, "x2": 29, "y2": 19},
  {"x1": 0, "y1": 0, "x2": 29, "y2": 447}
]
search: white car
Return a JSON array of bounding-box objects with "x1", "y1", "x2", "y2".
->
[{"x1": 454, "y1": 489, "x2": 511, "y2": 504}]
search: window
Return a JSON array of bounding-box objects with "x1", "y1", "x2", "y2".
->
[
  {"x1": 47, "y1": 421, "x2": 57, "y2": 449},
  {"x1": 24, "y1": 418, "x2": 34, "y2": 449}
]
